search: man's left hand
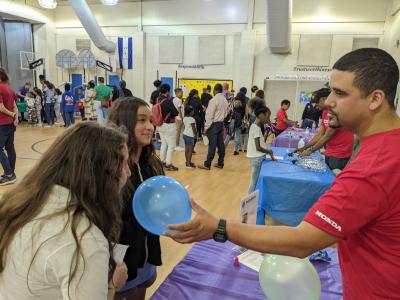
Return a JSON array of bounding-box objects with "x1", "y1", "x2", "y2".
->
[
  {"x1": 300, "y1": 148, "x2": 312, "y2": 157},
  {"x1": 165, "y1": 198, "x2": 219, "y2": 244}
]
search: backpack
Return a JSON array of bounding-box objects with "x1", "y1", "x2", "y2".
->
[{"x1": 152, "y1": 98, "x2": 170, "y2": 127}]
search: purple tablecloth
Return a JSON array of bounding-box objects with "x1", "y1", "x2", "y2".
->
[
  {"x1": 272, "y1": 128, "x2": 317, "y2": 148},
  {"x1": 151, "y1": 240, "x2": 342, "y2": 300}
]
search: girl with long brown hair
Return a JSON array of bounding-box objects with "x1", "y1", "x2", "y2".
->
[
  {"x1": 108, "y1": 97, "x2": 164, "y2": 300},
  {"x1": 0, "y1": 122, "x2": 130, "y2": 299}
]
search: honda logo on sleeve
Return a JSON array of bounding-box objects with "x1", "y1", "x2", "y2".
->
[{"x1": 315, "y1": 210, "x2": 342, "y2": 232}]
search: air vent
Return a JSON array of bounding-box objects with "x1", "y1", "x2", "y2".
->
[
  {"x1": 266, "y1": 0, "x2": 292, "y2": 54},
  {"x1": 76, "y1": 39, "x2": 91, "y2": 51},
  {"x1": 352, "y1": 38, "x2": 379, "y2": 50}
]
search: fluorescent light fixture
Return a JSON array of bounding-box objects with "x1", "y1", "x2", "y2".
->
[
  {"x1": 38, "y1": 0, "x2": 57, "y2": 9},
  {"x1": 100, "y1": 0, "x2": 119, "y2": 5}
]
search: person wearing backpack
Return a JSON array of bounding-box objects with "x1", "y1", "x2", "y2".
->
[{"x1": 153, "y1": 84, "x2": 179, "y2": 171}]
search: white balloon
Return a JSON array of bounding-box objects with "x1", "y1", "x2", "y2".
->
[{"x1": 259, "y1": 255, "x2": 321, "y2": 300}]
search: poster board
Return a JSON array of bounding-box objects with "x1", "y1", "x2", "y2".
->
[
  {"x1": 178, "y1": 78, "x2": 233, "y2": 98},
  {"x1": 159, "y1": 36, "x2": 184, "y2": 64},
  {"x1": 198, "y1": 36, "x2": 225, "y2": 65},
  {"x1": 240, "y1": 190, "x2": 259, "y2": 224}
]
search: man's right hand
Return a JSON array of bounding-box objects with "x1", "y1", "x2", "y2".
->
[
  {"x1": 165, "y1": 198, "x2": 219, "y2": 244},
  {"x1": 13, "y1": 112, "x2": 18, "y2": 127}
]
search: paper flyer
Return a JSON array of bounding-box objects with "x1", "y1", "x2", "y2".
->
[
  {"x1": 240, "y1": 190, "x2": 259, "y2": 224},
  {"x1": 237, "y1": 250, "x2": 266, "y2": 272},
  {"x1": 265, "y1": 155, "x2": 284, "y2": 160},
  {"x1": 113, "y1": 243, "x2": 129, "y2": 265}
]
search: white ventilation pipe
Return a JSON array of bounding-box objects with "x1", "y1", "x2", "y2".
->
[
  {"x1": 265, "y1": 0, "x2": 292, "y2": 54},
  {"x1": 68, "y1": 0, "x2": 115, "y2": 54}
]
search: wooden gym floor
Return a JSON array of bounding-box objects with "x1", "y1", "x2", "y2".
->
[{"x1": 0, "y1": 123, "x2": 252, "y2": 299}]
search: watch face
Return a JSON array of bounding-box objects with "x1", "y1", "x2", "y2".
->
[
  {"x1": 213, "y1": 232, "x2": 227, "y2": 243},
  {"x1": 213, "y1": 219, "x2": 227, "y2": 242}
]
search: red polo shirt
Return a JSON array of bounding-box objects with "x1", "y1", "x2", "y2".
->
[
  {"x1": 0, "y1": 82, "x2": 16, "y2": 125},
  {"x1": 304, "y1": 128, "x2": 400, "y2": 299}
]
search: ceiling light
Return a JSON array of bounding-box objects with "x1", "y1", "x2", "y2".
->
[
  {"x1": 100, "y1": 0, "x2": 119, "y2": 5},
  {"x1": 38, "y1": 0, "x2": 57, "y2": 9}
]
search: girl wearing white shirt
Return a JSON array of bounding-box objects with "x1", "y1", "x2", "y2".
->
[
  {"x1": 183, "y1": 105, "x2": 197, "y2": 168},
  {"x1": 246, "y1": 106, "x2": 275, "y2": 194},
  {"x1": 0, "y1": 122, "x2": 131, "y2": 300}
]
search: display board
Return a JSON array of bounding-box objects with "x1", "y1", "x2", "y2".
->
[
  {"x1": 178, "y1": 78, "x2": 233, "y2": 98},
  {"x1": 297, "y1": 35, "x2": 332, "y2": 66},
  {"x1": 198, "y1": 35, "x2": 225, "y2": 65}
]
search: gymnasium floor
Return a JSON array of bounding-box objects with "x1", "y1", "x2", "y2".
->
[{"x1": 0, "y1": 123, "x2": 252, "y2": 299}]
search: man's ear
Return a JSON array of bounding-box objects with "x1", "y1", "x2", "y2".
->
[{"x1": 368, "y1": 90, "x2": 385, "y2": 111}]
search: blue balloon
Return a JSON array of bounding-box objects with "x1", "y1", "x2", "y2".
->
[{"x1": 133, "y1": 176, "x2": 191, "y2": 235}]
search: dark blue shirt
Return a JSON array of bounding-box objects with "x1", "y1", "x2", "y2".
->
[
  {"x1": 17, "y1": 86, "x2": 29, "y2": 102},
  {"x1": 61, "y1": 91, "x2": 76, "y2": 113}
]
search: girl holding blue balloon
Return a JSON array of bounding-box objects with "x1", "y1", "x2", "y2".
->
[{"x1": 108, "y1": 97, "x2": 164, "y2": 300}]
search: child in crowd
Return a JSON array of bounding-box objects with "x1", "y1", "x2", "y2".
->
[
  {"x1": 25, "y1": 91, "x2": 37, "y2": 125},
  {"x1": 54, "y1": 88, "x2": 63, "y2": 124},
  {"x1": 33, "y1": 87, "x2": 43, "y2": 126},
  {"x1": 247, "y1": 106, "x2": 275, "y2": 194},
  {"x1": 275, "y1": 99, "x2": 298, "y2": 136},
  {"x1": 108, "y1": 98, "x2": 165, "y2": 300},
  {"x1": 42, "y1": 80, "x2": 56, "y2": 127},
  {"x1": 183, "y1": 105, "x2": 197, "y2": 168},
  {"x1": 61, "y1": 83, "x2": 76, "y2": 127},
  {"x1": 85, "y1": 81, "x2": 97, "y2": 121},
  {"x1": 232, "y1": 94, "x2": 246, "y2": 155},
  {"x1": 77, "y1": 87, "x2": 86, "y2": 120}
]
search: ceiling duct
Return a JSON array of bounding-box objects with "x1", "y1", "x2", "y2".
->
[
  {"x1": 265, "y1": 0, "x2": 292, "y2": 54},
  {"x1": 68, "y1": 0, "x2": 115, "y2": 54}
]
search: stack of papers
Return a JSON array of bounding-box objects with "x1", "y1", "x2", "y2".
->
[
  {"x1": 237, "y1": 250, "x2": 266, "y2": 272},
  {"x1": 265, "y1": 155, "x2": 284, "y2": 160},
  {"x1": 113, "y1": 244, "x2": 129, "y2": 265}
]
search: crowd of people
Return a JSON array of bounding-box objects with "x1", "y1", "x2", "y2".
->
[
  {"x1": 150, "y1": 79, "x2": 271, "y2": 172},
  {"x1": 0, "y1": 47, "x2": 399, "y2": 300},
  {"x1": 151, "y1": 75, "x2": 355, "y2": 191},
  {"x1": 13, "y1": 76, "x2": 134, "y2": 128}
]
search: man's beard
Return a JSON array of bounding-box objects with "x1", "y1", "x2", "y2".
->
[{"x1": 328, "y1": 111, "x2": 342, "y2": 129}]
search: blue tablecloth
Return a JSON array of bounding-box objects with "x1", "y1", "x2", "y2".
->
[{"x1": 256, "y1": 147, "x2": 335, "y2": 226}]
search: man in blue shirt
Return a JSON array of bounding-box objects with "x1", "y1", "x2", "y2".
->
[
  {"x1": 16, "y1": 82, "x2": 31, "y2": 122},
  {"x1": 16, "y1": 82, "x2": 31, "y2": 102},
  {"x1": 61, "y1": 83, "x2": 76, "y2": 127}
]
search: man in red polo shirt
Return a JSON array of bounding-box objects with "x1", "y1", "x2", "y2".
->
[
  {"x1": 275, "y1": 99, "x2": 298, "y2": 135},
  {"x1": 166, "y1": 48, "x2": 400, "y2": 300},
  {"x1": 297, "y1": 88, "x2": 354, "y2": 170},
  {"x1": 0, "y1": 68, "x2": 18, "y2": 185}
]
